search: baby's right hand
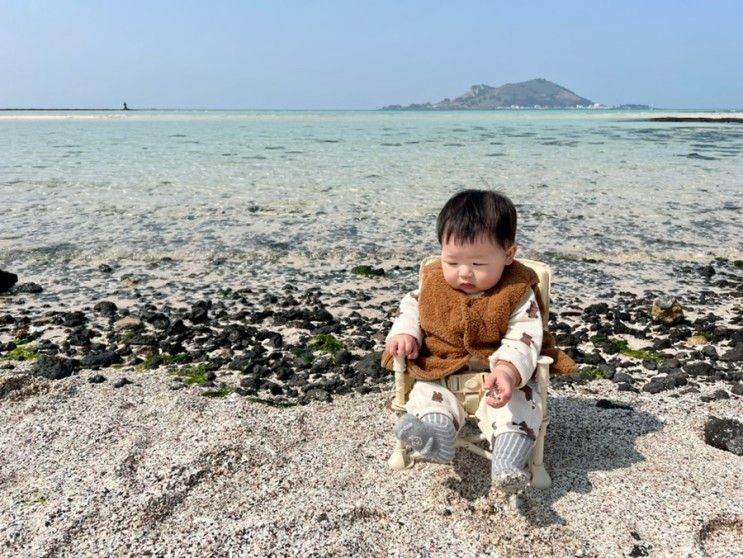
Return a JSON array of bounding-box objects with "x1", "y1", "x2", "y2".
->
[{"x1": 385, "y1": 334, "x2": 419, "y2": 360}]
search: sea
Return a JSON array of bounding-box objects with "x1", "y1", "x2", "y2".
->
[{"x1": 1, "y1": 109, "x2": 741, "y2": 301}]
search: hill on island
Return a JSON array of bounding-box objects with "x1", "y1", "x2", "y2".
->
[{"x1": 383, "y1": 78, "x2": 595, "y2": 110}]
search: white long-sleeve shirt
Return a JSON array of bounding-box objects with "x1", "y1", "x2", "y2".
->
[{"x1": 387, "y1": 289, "x2": 543, "y2": 388}]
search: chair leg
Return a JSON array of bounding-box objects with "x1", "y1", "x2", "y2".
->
[
  {"x1": 455, "y1": 436, "x2": 492, "y2": 460},
  {"x1": 388, "y1": 439, "x2": 414, "y2": 470},
  {"x1": 529, "y1": 416, "x2": 551, "y2": 488},
  {"x1": 528, "y1": 356, "x2": 552, "y2": 489}
]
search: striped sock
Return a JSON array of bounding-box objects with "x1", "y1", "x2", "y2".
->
[
  {"x1": 394, "y1": 414, "x2": 436, "y2": 455},
  {"x1": 394, "y1": 413, "x2": 456, "y2": 463},
  {"x1": 419, "y1": 412, "x2": 456, "y2": 463},
  {"x1": 490, "y1": 432, "x2": 534, "y2": 494}
]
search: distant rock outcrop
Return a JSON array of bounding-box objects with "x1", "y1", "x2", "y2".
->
[{"x1": 383, "y1": 78, "x2": 595, "y2": 110}]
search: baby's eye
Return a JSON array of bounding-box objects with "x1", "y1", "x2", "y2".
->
[{"x1": 473, "y1": 263, "x2": 485, "y2": 266}]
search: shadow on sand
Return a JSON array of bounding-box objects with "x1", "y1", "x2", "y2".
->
[{"x1": 444, "y1": 395, "x2": 664, "y2": 526}]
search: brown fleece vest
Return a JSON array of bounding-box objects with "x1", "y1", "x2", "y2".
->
[{"x1": 382, "y1": 259, "x2": 577, "y2": 381}]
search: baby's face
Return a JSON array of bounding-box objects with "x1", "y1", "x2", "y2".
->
[{"x1": 441, "y1": 236, "x2": 516, "y2": 294}]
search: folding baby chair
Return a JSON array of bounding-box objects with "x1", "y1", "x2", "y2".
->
[{"x1": 387, "y1": 257, "x2": 554, "y2": 491}]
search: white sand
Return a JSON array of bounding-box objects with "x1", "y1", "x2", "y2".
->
[{"x1": 1, "y1": 367, "x2": 741, "y2": 557}]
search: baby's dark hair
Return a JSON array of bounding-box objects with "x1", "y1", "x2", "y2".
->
[{"x1": 436, "y1": 189, "x2": 517, "y2": 249}]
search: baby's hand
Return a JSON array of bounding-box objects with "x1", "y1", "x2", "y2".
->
[
  {"x1": 385, "y1": 334, "x2": 419, "y2": 360},
  {"x1": 483, "y1": 366, "x2": 518, "y2": 408}
]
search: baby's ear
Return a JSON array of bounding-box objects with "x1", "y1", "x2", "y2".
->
[{"x1": 505, "y1": 245, "x2": 517, "y2": 264}]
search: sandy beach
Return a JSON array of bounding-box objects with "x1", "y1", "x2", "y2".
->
[
  {"x1": 1, "y1": 255, "x2": 741, "y2": 557},
  {"x1": 0, "y1": 365, "x2": 741, "y2": 557}
]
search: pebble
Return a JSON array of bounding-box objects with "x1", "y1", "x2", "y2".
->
[
  {"x1": 188, "y1": 302, "x2": 210, "y2": 324},
  {"x1": 700, "y1": 389, "x2": 730, "y2": 402},
  {"x1": 658, "y1": 358, "x2": 681, "y2": 372},
  {"x1": 720, "y1": 343, "x2": 743, "y2": 362},
  {"x1": 16, "y1": 282, "x2": 43, "y2": 294},
  {"x1": 114, "y1": 317, "x2": 143, "y2": 332},
  {"x1": 616, "y1": 382, "x2": 637, "y2": 392},
  {"x1": 686, "y1": 335, "x2": 709, "y2": 346},
  {"x1": 335, "y1": 349, "x2": 353, "y2": 365},
  {"x1": 683, "y1": 361, "x2": 714, "y2": 377},
  {"x1": 81, "y1": 351, "x2": 121, "y2": 368},
  {"x1": 61, "y1": 311, "x2": 87, "y2": 327},
  {"x1": 582, "y1": 352, "x2": 605, "y2": 365},
  {"x1": 651, "y1": 338, "x2": 670, "y2": 351},
  {"x1": 93, "y1": 301, "x2": 118, "y2": 316},
  {"x1": 613, "y1": 372, "x2": 635, "y2": 384},
  {"x1": 583, "y1": 302, "x2": 609, "y2": 315},
  {"x1": 641, "y1": 359, "x2": 657, "y2": 371},
  {"x1": 229, "y1": 355, "x2": 253, "y2": 372},
  {"x1": 642, "y1": 371, "x2": 688, "y2": 394},
  {"x1": 305, "y1": 388, "x2": 332, "y2": 402},
  {"x1": 597, "y1": 363, "x2": 616, "y2": 379},
  {"x1": 651, "y1": 297, "x2": 684, "y2": 325}
]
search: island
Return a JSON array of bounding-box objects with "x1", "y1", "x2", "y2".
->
[{"x1": 382, "y1": 78, "x2": 597, "y2": 110}]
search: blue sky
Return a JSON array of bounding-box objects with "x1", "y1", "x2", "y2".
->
[{"x1": 2, "y1": 0, "x2": 741, "y2": 109}]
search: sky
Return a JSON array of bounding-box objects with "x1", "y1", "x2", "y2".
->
[{"x1": 2, "y1": 0, "x2": 742, "y2": 110}]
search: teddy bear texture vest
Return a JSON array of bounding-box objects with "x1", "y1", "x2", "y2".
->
[{"x1": 382, "y1": 260, "x2": 577, "y2": 381}]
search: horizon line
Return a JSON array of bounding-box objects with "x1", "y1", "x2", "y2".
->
[{"x1": 2, "y1": 106, "x2": 742, "y2": 112}]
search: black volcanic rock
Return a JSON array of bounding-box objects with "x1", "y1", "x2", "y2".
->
[
  {"x1": 188, "y1": 301, "x2": 210, "y2": 324},
  {"x1": 383, "y1": 79, "x2": 594, "y2": 110},
  {"x1": 31, "y1": 355, "x2": 79, "y2": 380},
  {"x1": 0, "y1": 270, "x2": 18, "y2": 292},
  {"x1": 353, "y1": 351, "x2": 385, "y2": 378},
  {"x1": 704, "y1": 416, "x2": 742, "y2": 456},
  {"x1": 642, "y1": 371, "x2": 687, "y2": 394},
  {"x1": 93, "y1": 301, "x2": 118, "y2": 316},
  {"x1": 16, "y1": 282, "x2": 43, "y2": 294},
  {"x1": 81, "y1": 351, "x2": 121, "y2": 368},
  {"x1": 720, "y1": 343, "x2": 743, "y2": 362}
]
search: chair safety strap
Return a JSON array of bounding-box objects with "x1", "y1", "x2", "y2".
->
[{"x1": 445, "y1": 372, "x2": 488, "y2": 416}]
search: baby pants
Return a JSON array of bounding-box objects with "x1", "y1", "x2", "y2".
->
[{"x1": 404, "y1": 376, "x2": 543, "y2": 445}]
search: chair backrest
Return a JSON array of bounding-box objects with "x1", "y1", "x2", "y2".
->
[
  {"x1": 419, "y1": 257, "x2": 551, "y2": 328},
  {"x1": 517, "y1": 258, "x2": 551, "y2": 329}
]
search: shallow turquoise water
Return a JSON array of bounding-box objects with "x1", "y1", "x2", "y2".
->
[{"x1": 1, "y1": 110, "x2": 741, "y2": 282}]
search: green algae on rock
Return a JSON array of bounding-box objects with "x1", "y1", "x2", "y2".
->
[
  {"x1": 351, "y1": 265, "x2": 385, "y2": 277},
  {"x1": 3, "y1": 343, "x2": 39, "y2": 361},
  {"x1": 311, "y1": 334, "x2": 344, "y2": 355}
]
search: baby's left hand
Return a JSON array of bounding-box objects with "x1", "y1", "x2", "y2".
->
[{"x1": 483, "y1": 366, "x2": 518, "y2": 408}]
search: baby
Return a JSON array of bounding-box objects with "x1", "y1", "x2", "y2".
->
[{"x1": 383, "y1": 189, "x2": 574, "y2": 494}]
